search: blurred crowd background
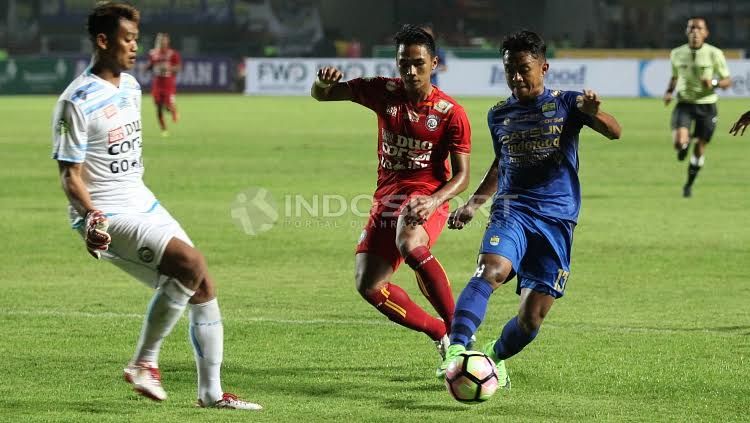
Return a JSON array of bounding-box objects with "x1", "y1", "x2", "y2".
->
[{"x1": 2, "y1": 0, "x2": 747, "y2": 59}]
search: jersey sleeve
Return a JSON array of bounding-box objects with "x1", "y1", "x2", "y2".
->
[
  {"x1": 562, "y1": 91, "x2": 594, "y2": 131},
  {"x1": 713, "y1": 48, "x2": 730, "y2": 79},
  {"x1": 171, "y1": 50, "x2": 181, "y2": 67},
  {"x1": 670, "y1": 50, "x2": 678, "y2": 78},
  {"x1": 487, "y1": 108, "x2": 502, "y2": 159},
  {"x1": 446, "y1": 107, "x2": 471, "y2": 154},
  {"x1": 51, "y1": 100, "x2": 88, "y2": 163},
  {"x1": 347, "y1": 77, "x2": 388, "y2": 112}
]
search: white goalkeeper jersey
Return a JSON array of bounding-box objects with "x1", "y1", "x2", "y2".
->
[{"x1": 52, "y1": 70, "x2": 157, "y2": 226}]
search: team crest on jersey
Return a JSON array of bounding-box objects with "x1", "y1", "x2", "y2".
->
[
  {"x1": 138, "y1": 247, "x2": 154, "y2": 263},
  {"x1": 503, "y1": 118, "x2": 511, "y2": 126},
  {"x1": 385, "y1": 80, "x2": 398, "y2": 91},
  {"x1": 103, "y1": 104, "x2": 118, "y2": 118},
  {"x1": 433, "y1": 99, "x2": 453, "y2": 114},
  {"x1": 489, "y1": 235, "x2": 501, "y2": 246},
  {"x1": 551, "y1": 90, "x2": 561, "y2": 97},
  {"x1": 541, "y1": 102, "x2": 557, "y2": 117},
  {"x1": 386, "y1": 105, "x2": 398, "y2": 117},
  {"x1": 406, "y1": 109, "x2": 420, "y2": 122},
  {"x1": 426, "y1": 114, "x2": 440, "y2": 131}
]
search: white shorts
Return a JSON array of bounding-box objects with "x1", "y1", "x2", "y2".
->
[{"x1": 79, "y1": 204, "x2": 192, "y2": 288}]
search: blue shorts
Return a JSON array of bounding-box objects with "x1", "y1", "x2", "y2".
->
[{"x1": 480, "y1": 208, "x2": 574, "y2": 298}]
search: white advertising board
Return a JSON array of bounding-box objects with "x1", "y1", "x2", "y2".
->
[{"x1": 245, "y1": 58, "x2": 750, "y2": 98}]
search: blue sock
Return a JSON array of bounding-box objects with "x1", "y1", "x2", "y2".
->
[
  {"x1": 449, "y1": 277, "x2": 494, "y2": 347},
  {"x1": 494, "y1": 316, "x2": 538, "y2": 360}
]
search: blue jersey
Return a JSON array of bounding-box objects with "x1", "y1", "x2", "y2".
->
[
  {"x1": 431, "y1": 47, "x2": 447, "y2": 86},
  {"x1": 488, "y1": 88, "x2": 593, "y2": 223}
]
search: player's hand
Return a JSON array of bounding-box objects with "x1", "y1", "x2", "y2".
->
[
  {"x1": 448, "y1": 204, "x2": 476, "y2": 230},
  {"x1": 576, "y1": 89, "x2": 600, "y2": 116},
  {"x1": 663, "y1": 91, "x2": 673, "y2": 106},
  {"x1": 85, "y1": 210, "x2": 111, "y2": 259},
  {"x1": 729, "y1": 111, "x2": 750, "y2": 136},
  {"x1": 316, "y1": 67, "x2": 343, "y2": 87},
  {"x1": 701, "y1": 78, "x2": 713, "y2": 89},
  {"x1": 403, "y1": 195, "x2": 437, "y2": 226}
]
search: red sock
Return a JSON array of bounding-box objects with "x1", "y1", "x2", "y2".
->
[
  {"x1": 365, "y1": 282, "x2": 446, "y2": 341},
  {"x1": 405, "y1": 246, "x2": 455, "y2": 333}
]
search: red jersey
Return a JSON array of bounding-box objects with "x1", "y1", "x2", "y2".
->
[
  {"x1": 148, "y1": 48, "x2": 180, "y2": 91},
  {"x1": 347, "y1": 77, "x2": 471, "y2": 200}
]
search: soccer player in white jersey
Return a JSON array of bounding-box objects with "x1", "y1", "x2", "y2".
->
[{"x1": 51, "y1": 2, "x2": 261, "y2": 410}]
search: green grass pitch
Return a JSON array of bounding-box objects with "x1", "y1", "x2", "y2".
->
[{"x1": 1, "y1": 94, "x2": 749, "y2": 422}]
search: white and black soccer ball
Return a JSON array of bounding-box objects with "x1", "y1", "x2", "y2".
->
[{"x1": 444, "y1": 351, "x2": 499, "y2": 403}]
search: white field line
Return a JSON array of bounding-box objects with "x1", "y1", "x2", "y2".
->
[{"x1": 0, "y1": 308, "x2": 743, "y2": 335}]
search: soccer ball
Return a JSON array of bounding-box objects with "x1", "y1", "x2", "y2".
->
[{"x1": 444, "y1": 351, "x2": 499, "y2": 403}]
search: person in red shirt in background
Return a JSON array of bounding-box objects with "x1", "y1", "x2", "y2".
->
[
  {"x1": 311, "y1": 24, "x2": 472, "y2": 366},
  {"x1": 148, "y1": 32, "x2": 181, "y2": 137}
]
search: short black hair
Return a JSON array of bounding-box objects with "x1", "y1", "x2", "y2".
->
[
  {"x1": 393, "y1": 24, "x2": 435, "y2": 57},
  {"x1": 501, "y1": 30, "x2": 546, "y2": 60},
  {"x1": 687, "y1": 16, "x2": 708, "y2": 27},
  {"x1": 87, "y1": 1, "x2": 140, "y2": 43}
]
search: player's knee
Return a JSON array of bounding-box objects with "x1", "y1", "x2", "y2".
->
[
  {"x1": 354, "y1": 269, "x2": 369, "y2": 297},
  {"x1": 354, "y1": 271, "x2": 385, "y2": 299},
  {"x1": 518, "y1": 308, "x2": 546, "y2": 334},
  {"x1": 517, "y1": 313, "x2": 542, "y2": 334},
  {"x1": 480, "y1": 263, "x2": 512, "y2": 288},
  {"x1": 395, "y1": 231, "x2": 426, "y2": 259},
  {"x1": 190, "y1": 277, "x2": 216, "y2": 303},
  {"x1": 172, "y1": 248, "x2": 208, "y2": 290}
]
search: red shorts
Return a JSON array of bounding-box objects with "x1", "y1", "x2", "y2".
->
[
  {"x1": 152, "y1": 77, "x2": 176, "y2": 105},
  {"x1": 152, "y1": 90, "x2": 175, "y2": 106},
  {"x1": 355, "y1": 193, "x2": 449, "y2": 271}
]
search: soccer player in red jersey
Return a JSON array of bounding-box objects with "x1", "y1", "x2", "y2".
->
[
  {"x1": 311, "y1": 24, "x2": 472, "y2": 361},
  {"x1": 147, "y1": 32, "x2": 180, "y2": 136}
]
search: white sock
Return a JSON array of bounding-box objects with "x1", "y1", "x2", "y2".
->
[
  {"x1": 690, "y1": 155, "x2": 705, "y2": 167},
  {"x1": 132, "y1": 278, "x2": 194, "y2": 365},
  {"x1": 189, "y1": 298, "x2": 224, "y2": 404}
]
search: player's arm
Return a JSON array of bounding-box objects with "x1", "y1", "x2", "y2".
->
[
  {"x1": 664, "y1": 76, "x2": 677, "y2": 106},
  {"x1": 433, "y1": 152, "x2": 469, "y2": 204},
  {"x1": 58, "y1": 161, "x2": 111, "y2": 258},
  {"x1": 146, "y1": 52, "x2": 154, "y2": 71},
  {"x1": 703, "y1": 50, "x2": 731, "y2": 90},
  {"x1": 311, "y1": 67, "x2": 352, "y2": 101},
  {"x1": 404, "y1": 152, "x2": 470, "y2": 225},
  {"x1": 172, "y1": 52, "x2": 182, "y2": 74},
  {"x1": 702, "y1": 76, "x2": 731, "y2": 89},
  {"x1": 58, "y1": 161, "x2": 95, "y2": 218},
  {"x1": 577, "y1": 89, "x2": 621, "y2": 140},
  {"x1": 448, "y1": 158, "x2": 499, "y2": 230}
]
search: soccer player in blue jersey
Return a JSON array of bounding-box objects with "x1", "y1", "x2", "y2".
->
[
  {"x1": 420, "y1": 24, "x2": 447, "y2": 87},
  {"x1": 435, "y1": 30, "x2": 621, "y2": 385}
]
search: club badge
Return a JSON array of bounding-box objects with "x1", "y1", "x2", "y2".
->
[{"x1": 426, "y1": 114, "x2": 440, "y2": 131}]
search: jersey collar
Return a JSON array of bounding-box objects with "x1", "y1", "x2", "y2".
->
[{"x1": 510, "y1": 87, "x2": 550, "y2": 105}]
